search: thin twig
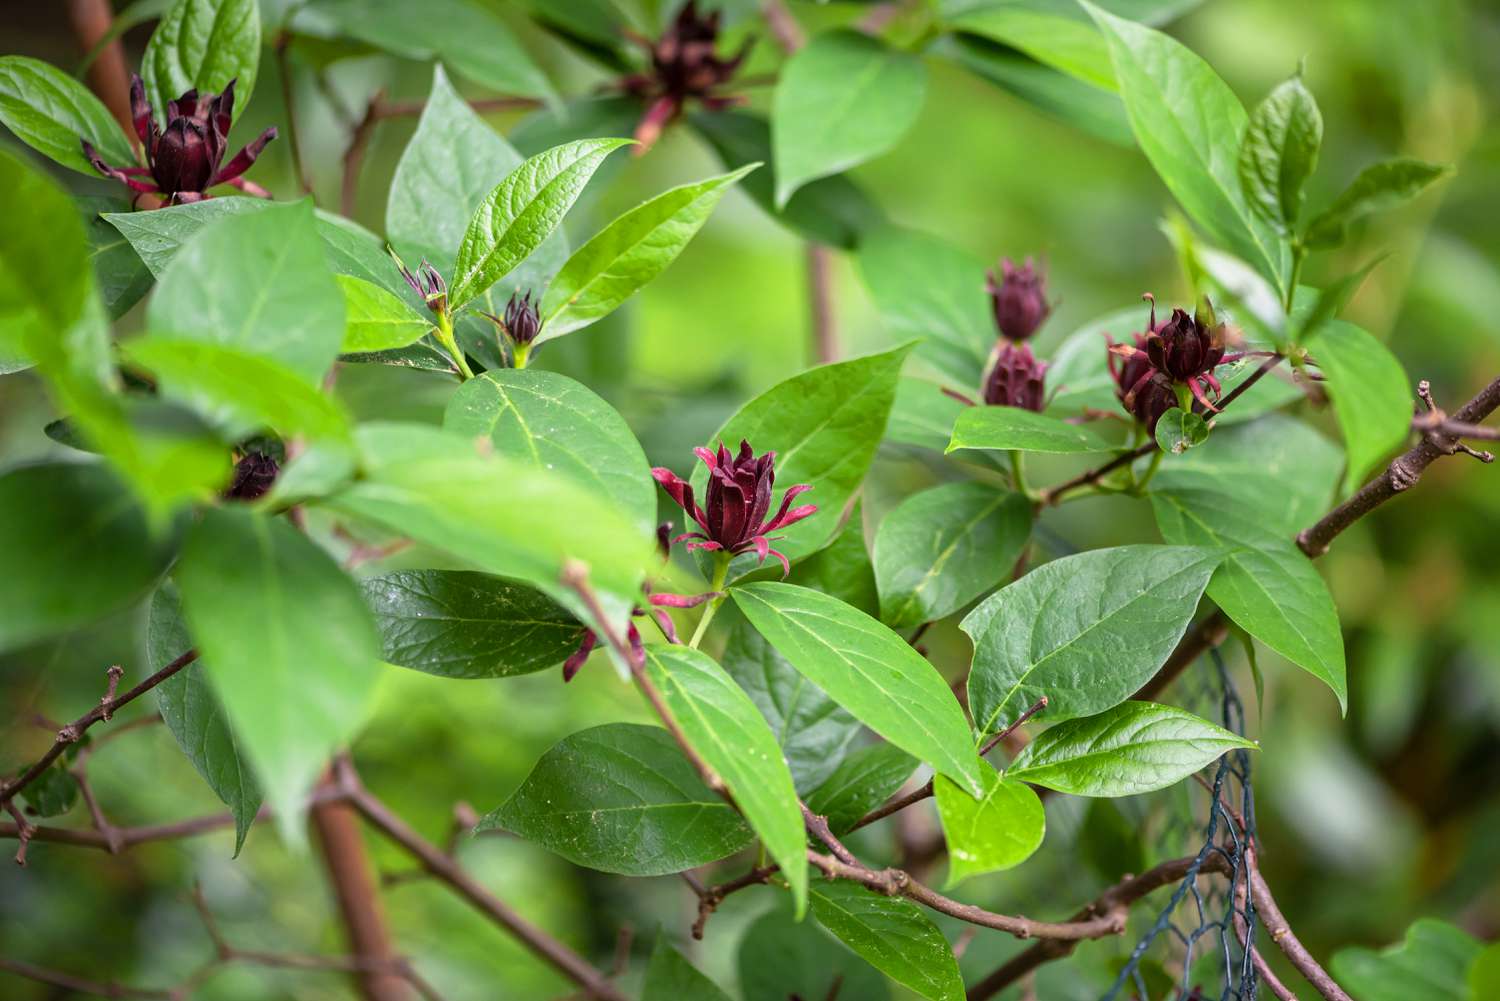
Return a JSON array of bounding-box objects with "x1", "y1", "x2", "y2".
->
[
  {"x1": 1248, "y1": 850, "x2": 1351, "y2": 1001},
  {"x1": 807, "y1": 244, "x2": 838, "y2": 363},
  {"x1": 274, "y1": 31, "x2": 314, "y2": 197}
]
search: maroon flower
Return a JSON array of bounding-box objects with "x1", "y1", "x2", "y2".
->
[
  {"x1": 390, "y1": 250, "x2": 448, "y2": 316},
  {"x1": 1107, "y1": 332, "x2": 1177, "y2": 434},
  {"x1": 1140, "y1": 293, "x2": 1226, "y2": 411},
  {"x1": 223, "y1": 451, "x2": 278, "y2": 501},
  {"x1": 982, "y1": 341, "x2": 1048, "y2": 411},
  {"x1": 986, "y1": 258, "x2": 1052, "y2": 341},
  {"x1": 620, "y1": 1, "x2": 752, "y2": 153},
  {"x1": 651, "y1": 440, "x2": 816, "y2": 575},
  {"x1": 83, "y1": 75, "x2": 276, "y2": 205},
  {"x1": 482, "y1": 290, "x2": 541, "y2": 349}
]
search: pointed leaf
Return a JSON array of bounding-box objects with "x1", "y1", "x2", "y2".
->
[
  {"x1": 1331, "y1": 919, "x2": 1481, "y2": 1001},
  {"x1": 1304, "y1": 158, "x2": 1451, "y2": 249},
  {"x1": 336, "y1": 275, "x2": 431, "y2": 353},
  {"x1": 1306, "y1": 320, "x2": 1411, "y2": 491},
  {"x1": 948, "y1": 405, "x2": 1118, "y2": 454},
  {"x1": 1239, "y1": 73, "x2": 1323, "y2": 233},
  {"x1": 0, "y1": 55, "x2": 136, "y2": 174},
  {"x1": 809, "y1": 881, "x2": 964, "y2": 1001},
  {"x1": 739, "y1": 904, "x2": 890, "y2": 1001},
  {"x1": 142, "y1": 0, "x2": 261, "y2": 115},
  {"x1": 805, "y1": 744, "x2": 917, "y2": 835},
  {"x1": 642, "y1": 936, "x2": 732, "y2": 1001},
  {"x1": 934, "y1": 770, "x2": 1045, "y2": 885}
]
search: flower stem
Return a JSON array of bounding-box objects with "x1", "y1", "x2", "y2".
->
[
  {"x1": 1286, "y1": 244, "x2": 1306, "y2": 314},
  {"x1": 513, "y1": 342, "x2": 531, "y2": 370},
  {"x1": 434, "y1": 311, "x2": 474, "y2": 381},
  {"x1": 1133, "y1": 448, "x2": 1166, "y2": 494},
  {"x1": 1008, "y1": 450, "x2": 1030, "y2": 498},
  {"x1": 689, "y1": 553, "x2": 732, "y2": 650}
]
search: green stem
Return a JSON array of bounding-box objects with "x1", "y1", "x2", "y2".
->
[
  {"x1": 1286, "y1": 244, "x2": 1305, "y2": 314},
  {"x1": 1134, "y1": 448, "x2": 1166, "y2": 494},
  {"x1": 1008, "y1": 450, "x2": 1031, "y2": 498},
  {"x1": 512, "y1": 341, "x2": 531, "y2": 370},
  {"x1": 689, "y1": 553, "x2": 732, "y2": 649},
  {"x1": 434, "y1": 311, "x2": 474, "y2": 381}
]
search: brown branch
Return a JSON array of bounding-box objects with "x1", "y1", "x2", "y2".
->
[
  {"x1": 66, "y1": 0, "x2": 134, "y2": 141},
  {"x1": 807, "y1": 244, "x2": 838, "y2": 363},
  {"x1": 685, "y1": 865, "x2": 777, "y2": 939},
  {"x1": 1248, "y1": 850, "x2": 1351, "y2": 1001},
  {"x1": 1298, "y1": 376, "x2": 1500, "y2": 556},
  {"x1": 762, "y1": 0, "x2": 805, "y2": 52},
  {"x1": 0, "y1": 956, "x2": 172, "y2": 1000},
  {"x1": 341, "y1": 92, "x2": 384, "y2": 220},
  {"x1": 274, "y1": 31, "x2": 314, "y2": 197}
]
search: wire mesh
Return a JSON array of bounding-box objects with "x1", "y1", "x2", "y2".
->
[{"x1": 1102, "y1": 647, "x2": 1260, "y2": 1001}]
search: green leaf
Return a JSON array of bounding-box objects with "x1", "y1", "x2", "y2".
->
[
  {"x1": 104, "y1": 197, "x2": 269, "y2": 277},
  {"x1": 950, "y1": 3, "x2": 1115, "y2": 92},
  {"x1": 1153, "y1": 407, "x2": 1210, "y2": 453},
  {"x1": 691, "y1": 110, "x2": 884, "y2": 251},
  {"x1": 875, "y1": 483, "x2": 1032, "y2": 629},
  {"x1": 0, "y1": 463, "x2": 174, "y2": 653},
  {"x1": 731, "y1": 582, "x2": 987, "y2": 798},
  {"x1": 302, "y1": 0, "x2": 553, "y2": 101},
  {"x1": 540, "y1": 165, "x2": 755, "y2": 340},
  {"x1": 1331, "y1": 919, "x2": 1481, "y2": 1001},
  {"x1": 642, "y1": 645, "x2": 808, "y2": 916},
  {"x1": 1307, "y1": 320, "x2": 1411, "y2": 492},
  {"x1": 82, "y1": 197, "x2": 153, "y2": 319},
  {"x1": 888, "y1": 377, "x2": 969, "y2": 452},
  {"x1": 335, "y1": 275, "x2": 431, "y2": 353},
  {"x1": 1471, "y1": 943, "x2": 1500, "y2": 1000},
  {"x1": 1150, "y1": 483, "x2": 1347, "y2": 710},
  {"x1": 0, "y1": 55, "x2": 136, "y2": 174},
  {"x1": 17, "y1": 764, "x2": 78, "y2": 818},
  {"x1": 1006, "y1": 701, "x2": 1255, "y2": 796},
  {"x1": 964, "y1": 545, "x2": 1221, "y2": 730},
  {"x1": 146, "y1": 200, "x2": 344, "y2": 383},
  {"x1": 1083, "y1": 2, "x2": 1286, "y2": 292},
  {"x1": 934, "y1": 769, "x2": 1045, "y2": 885},
  {"x1": 1239, "y1": 72, "x2": 1322, "y2": 233},
  {"x1": 787, "y1": 503, "x2": 880, "y2": 618},
  {"x1": 809, "y1": 881, "x2": 964, "y2": 1001},
  {"x1": 804, "y1": 743, "x2": 917, "y2": 835},
  {"x1": 694, "y1": 345, "x2": 911, "y2": 568},
  {"x1": 739, "y1": 904, "x2": 890, "y2": 1001},
  {"x1": 720, "y1": 614, "x2": 862, "y2": 794},
  {"x1": 642, "y1": 936, "x2": 732, "y2": 1001},
  {"x1": 142, "y1": 0, "x2": 262, "y2": 116},
  {"x1": 948, "y1": 405, "x2": 1118, "y2": 454},
  {"x1": 323, "y1": 424, "x2": 651, "y2": 627},
  {"x1": 361, "y1": 570, "x2": 585, "y2": 680},
  {"x1": 771, "y1": 30, "x2": 926, "y2": 207},
  {"x1": 0, "y1": 149, "x2": 92, "y2": 365},
  {"x1": 1304, "y1": 158, "x2": 1451, "y2": 249},
  {"x1": 444, "y1": 369, "x2": 656, "y2": 535},
  {"x1": 148, "y1": 582, "x2": 261, "y2": 853},
  {"x1": 121, "y1": 338, "x2": 353, "y2": 444},
  {"x1": 175, "y1": 507, "x2": 382, "y2": 835},
  {"x1": 480, "y1": 723, "x2": 752, "y2": 875},
  {"x1": 856, "y1": 226, "x2": 992, "y2": 383},
  {"x1": 450, "y1": 138, "x2": 630, "y2": 308}
]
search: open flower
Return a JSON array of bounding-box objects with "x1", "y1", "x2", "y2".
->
[
  {"x1": 83, "y1": 75, "x2": 276, "y2": 205},
  {"x1": 987, "y1": 258, "x2": 1052, "y2": 341},
  {"x1": 982, "y1": 340, "x2": 1048, "y2": 411},
  {"x1": 1140, "y1": 293, "x2": 1226, "y2": 411},
  {"x1": 1108, "y1": 332, "x2": 1177, "y2": 434},
  {"x1": 652, "y1": 440, "x2": 816, "y2": 575},
  {"x1": 390, "y1": 250, "x2": 448, "y2": 316},
  {"x1": 620, "y1": 1, "x2": 752, "y2": 153}
]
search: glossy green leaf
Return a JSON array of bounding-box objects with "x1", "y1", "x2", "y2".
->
[
  {"x1": 540, "y1": 165, "x2": 755, "y2": 340},
  {"x1": 875, "y1": 483, "x2": 1032, "y2": 629},
  {"x1": 1083, "y1": 2, "x2": 1286, "y2": 292},
  {"x1": 82, "y1": 197, "x2": 153, "y2": 319},
  {"x1": 731, "y1": 582, "x2": 987, "y2": 798},
  {"x1": 148, "y1": 582, "x2": 261, "y2": 853},
  {"x1": 175, "y1": 507, "x2": 382, "y2": 834},
  {"x1": 303, "y1": 0, "x2": 553, "y2": 101},
  {"x1": 856, "y1": 226, "x2": 992, "y2": 383},
  {"x1": 691, "y1": 110, "x2": 884, "y2": 250},
  {"x1": 805, "y1": 743, "x2": 917, "y2": 835},
  {"x1": 693, "y1": 345, "x2": 911, "y2": 567},
  {"x1": 1239, "y1": 72, "x2": 1322, "y2": 233},
  {"x1": 951, "y1": 3, "x2": 1115, "y2": 91},
  {"x1": 361, "y1": 570, "x2": 585, "y2": 680},
  {"x1": 444, "y1": 369, "x2": 656, "y2": 534},
  {"x1": 450, "y1": 138, "x2": 630, "y2": 308},
  {"x1": 771, "y1": 30, "x2": 926, "y2": 206},
  {"x1": 720, "y1": 613, "x2": 862, "y2": 794},
  {"x1": 1331, "y1": 919, "x2": 1482, "y2": 1001},
  {"x1": 1006, "y1": 701, "x2": 1255, "y2": 795},
  {"x1": 480, "y1": 723, "x2": 752, "y2": 875},
  {"x1": 809, "y1": 881, "x2": 964, "y2": 1001},
  {"x1": 642, "y1": 936, "x2": 732, "y2": 1001},
  {"x1": 934, "y1": 769, "x2": 1045, "y2": 885},
  {"x1": 948, "y1": 405, "x2": 1117, "y2": 454},
  {"x1": 146, "y1": 200, "x2": 344, "y2": 383},
  {"x1": 121, "y1": 338, "x2": 353, "y2": 444},
  {"x1": 642, "y1": 645, "x2": 808, "y2": 915},
  {"x1": 142, "y1": 0, "x2": 261, "y2": 116},
  {"x1": 888, "y1": 377, "x2": 969, "y2": 452},
  {"x1": 336, "y1": 275, "x2": 431, "y2": 353},
  {"x1": 964, "y1": 545, "x2": 1221, "y2": 730},
  {"x1": 0, "y1": 150, "x2": 93, "y2": 365},
  {"x1": 0, "y1": 463, "x2": 174, "y2": 653},
  {"x1": 1304, "y1": 158, "x2": 1451, "y2": 249},
  {"x1": 787, "y1": 504, "x2": 879, "y2": 618},
  {"x1": 1307, "y1": 320, "x2": 1411, "y2": 491},
  {"x1": 1150, "y1": 482, "x2": 1347, "y2": 710},
  {"x1": 1153, "y1": 407, "x2": 1210, "y2": 453},
  {"x1": 0, "y1": 55, "x2": 136, "y2": 174},
  {"x1": 105, "y1": 197, "x2": 270, "y2": 277},
  {"x1": 17, "y1": 765, "x2": 78, "y2": 818},
  {"x1": 739, "y1": 905, "x2": 890, "y2": 1001}
]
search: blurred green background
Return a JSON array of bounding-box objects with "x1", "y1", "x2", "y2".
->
[{"x1": 2, "y1": 0, "x2": 1498, "y2": 998}]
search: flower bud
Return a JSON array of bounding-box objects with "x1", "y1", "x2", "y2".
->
[
  {"x1": 1142, "y1": 294, "x2": 1225, "y2": 382},
  {"x1": 986, "y1": 258, "x2": 1051, "y2": 341},
  {"x1": 981, "y1": 341, "x2": 1048, "y2": 411},
  {"x1": 390, "y1": 250, "x2": 449, "y2": 317},
  {"x1": 224, "y1": 451, "x2": 278, "y2": 501},
  {"x1": 620, "y1": 1, "x2": 751, "y2": 152},
  {"x1": 503, "y1": 290, "x2": 540, "y2": 346}
]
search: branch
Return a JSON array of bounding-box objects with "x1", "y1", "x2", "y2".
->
[
  {"x1": 762, "y1": 0, "x2": 805, "y2": 52},
  {"x1": 807, "y1": 244, "x2": 838, "y2": 363},
  {"x1": 1298, "y1": 376, "x2": 1500, "y2": 556},
  {"x1": 65, "y1": 0, "x2": 134, "y2": 141},
  {"x1": 1249, "y1": 850, "x2": 1352, "y2": 1001}
]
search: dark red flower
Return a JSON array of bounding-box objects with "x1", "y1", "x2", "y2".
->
[
  {"x1": 1140, "y1": 293, "x2": 1226, "y2": 411},
  {"x1": 82, "y1": 75, "x2": 276, "y2": 205},
  {"x1": 223, "y1": 451, "x2": 278, "y2": 501},
  {"x1": 482, "y1": 290, "x2": 541, "y2": 348},
  {"x1": 982, "y1": 341, "x2": 1048, "y2": 411},
  {"x1": 651, "y1": 440, "x2": 816, "y2": 575},
  {"x1": 390, "y1": 250, "x2": 448, "y2": 316},
  {"x1": 986, "y1": 258, "x2": 1052, "y2": 341},
  {"x1": 1107, "y1": 332, "x2": 1177, "y2": 434},
  {"x1": 620, "y1": 1, "x2": 752, "y2": 153}
]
